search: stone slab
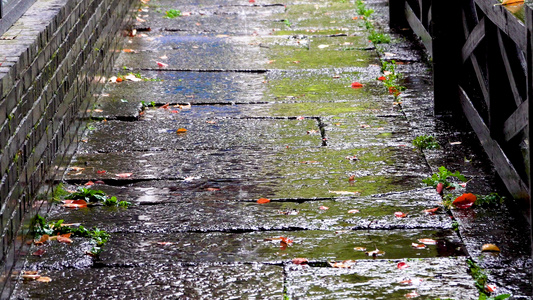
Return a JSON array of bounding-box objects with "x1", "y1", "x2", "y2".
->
[
  {"x1": 285, "y1": 257, "x2": 478, "y2": 299},
  {"x1": 14, "y1": 263, "x2": 283, "y2": 299}
]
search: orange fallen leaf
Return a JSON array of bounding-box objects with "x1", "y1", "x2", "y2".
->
[
  {"x1": 56, "y1": 236, "x2": 72, "y2": 243},
  {"x1": 348, "y1": 209, "x2": 359, "y2": 214},
  {"x1": 319, "y1": 206, "x2": 329, "y2": 210},
  {"x1": 377, "y1": 76, "x2": 386, "y2": 81},
  {"x1": 280, "y1": 237, "x2": 293, "y2": 244},
  {"x1": 353, "y1": 247, "x2": 366, "y2": 251},
  {"x1": 351, "y1": 82, "x2": 364, "y2": 88},
  {"x1": 257, "y1": 198, "x2": 270, "y2": 204},
  {"x1": 485, "y1": 284, "x2": 497, "y2": 293},
  {"x1": 501, "y1": 0, "x2": 523, "y2": 5},
  {"x1": 22, "y1": 274, "x2": 41, "y2": 280},
  {"x1": 156, "y1": 61, "x2": 168, "y2": 68},
  {"x1": 397, "y1": 262, "x2": 409, "y2": 269},
  {"x1": 436, "y1": 182, "x2": 444, "y2": 194},
  {"x1": 206, "y1": 120, "x2": 216, "y2": 124},
  {"x1": 160, "y1": 103, "x2": 170, "y2": 109},
  {"x1": 394, "y1": 212, "x2": 407, "y2": 218},
  {"x1": 176, "y1": 128, "x2": 187, "y2": 134},
  {"x1": 34, "y1": 235, "x2": 49, "y2": 245},
  {"x1": 405, "y1": 291, "x2": 419, "y2": 298},
  {"x1": 348, "y1": 175, "x2": 355, "y2": 182},
  {"x1": 329, "y1": 260, "x2": 356, "y2": 268},
  {"x1": 423, "y1": 207, "x2": 439, "y2": 214},
  {"x1": 292, "y1": 258, "x2": 308, "y2": 265},
  {"x1": 96, "y1": 170, "x2": 106, "y2": 174},
  {"x1": 418, "y1": 238, "x2": 437, "y2": 245},
  {"x1": 84, "y1": 181, "x2": 95, "y2": 186},
  {"x1": 116, "y1": 77, "x2": 123, "y2": 82},
  {"x1": 206, "y1": 187, "x2": 220, "y2": 191},
  {"x1": 36, "y1": 276, "x2": 52, "y2": 283},
  {"x1": 62, "y1": 199, "x2": 88, "y2": 209},
  {"x1": 411, "y1": 243, "x2": 426, "y2": 249},
  {"x1": 453, "y1": 193, "x2": 476, "y2": 209},
  {"x1": 116, "y1": 173, "x2": 133, "y2": 178}
]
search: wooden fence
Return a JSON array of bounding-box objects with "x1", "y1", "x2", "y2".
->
[{"x1": 390, "y1": 0, "x2": 532, "y2": 221}]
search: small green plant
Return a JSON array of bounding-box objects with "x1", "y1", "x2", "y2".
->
[
  {"x1": 475, "y1": 193, "x2": 505, "y2": 207},
  {"x1": 31, "y1": 215, "x2": 110, "y2": 256},
  {"x1": 368, "y1": 30, "x2": 391, "y2": 44},
  {"x1": 164, "y1": 9, "x2": 181, "y2": 18},
  {"x1": 283, "y1": 19, "x2": 292, "y2": 27},
  {"x1": 356, "y1": 0, "x2": 374, "y2": 18},
  {"x1": 66, "y1": 187, "x2": 131, "y2": 207},
  {"x1": 451, "y1": 220, "x2": 459, "y2": 231},
  {"x1": 423, "y1": 166, "x2": 467, "y2": 189},
  {"x1": 413, "y1": 135, "x2": 440, "y2": 150}
]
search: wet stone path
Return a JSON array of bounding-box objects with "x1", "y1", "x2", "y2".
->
[{"x1": 13, "y1": 0, "x2": 531, "y2": 299}]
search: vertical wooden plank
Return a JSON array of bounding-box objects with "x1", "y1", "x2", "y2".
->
[
  {"x1": 431, "y1": 0, "x2": 462, "y2": 115},
  {"x1": 486, "y1": 20, "x2": 509, "y2": 141},
  {"x1": 389, "y1": 0, "x2": 408, "y2": 30},
  {"x1": 525, "y1": 3, "x2": 533, "y2": 284}
]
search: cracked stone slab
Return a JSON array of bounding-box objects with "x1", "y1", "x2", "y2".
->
[
  {"x1": 13, "y1": 263, "x2": 283, "y2": 299},
  {"x1": 78, "y1": 117, "x2": 321, "y2": 153},
  {"x1": 22, "y1": 238, "x2": 95, "y2": 271},
  {"x1": 94, "y1": 229, "x2": 463, "y2": 267},
  {"x1": 285, "y1": 257, "x2": 478, "y2": 299},
  {"x1": 117, "y1": 33, "x2": 267, "y2": 70},
  {"x1": 46, "y1": 188, "x2": 452, "y2": 233}
]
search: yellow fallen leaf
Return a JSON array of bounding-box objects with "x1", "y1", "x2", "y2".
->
[
  {"x1": 500, "y1": 0, "x2": 523, "y2": 5},
  {"x1": 36, "y1": 276, "x2": 52, "y2": 282},
  {"x1": 481, "y1": 244, "x2": 501, "y2": 252}
]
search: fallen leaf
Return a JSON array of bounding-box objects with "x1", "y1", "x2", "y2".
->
[
  {"x1": 345, "y1": 155, "x2": 358, "y2": 161},
  {"x1": 452, "y1": 193, "x2": 476, "y2": 209},
  {"x1": 96, "y1": 170, "x2": 106, "y2": 174},
  {"x1": 32, "y1": 249, "x2": 46, "y2": 256},
  {"x1": 257, "y1": 198, "x2": 271, "y2": 204},
  {"x1": 296, "y1": 116, "x2": 305, "y2": 120},
  {"x1": 184, "y1": 176, "x2": 200, "y2": 181},
  {"x1": 436, "y1": 182, "x2": 444, "y2": 194},
  {"x1": 366, "y1": 249, "x2": 385, "y2": 257},
  {"x1": 69, "y1": 166, "x2": 85, "y2": 171},
  {"x1": 160, "y1": 103, "x2": 170, "y2": 109},
  {"x1": 116, "y1": 77, "x2": 123, "y2": 82},
  {"x1": 399, "y1": 278, "x2": 423, "y2": 286},
  {"x1": 319, "y1": 206, "x2": 329, "y2": 210},
  {"x1": 411, "y1": 243, "x2": 426, "y2": 249},
  {"x1": 405, "y1": 291, "x2": 419, "y2": 298},
  {"x1": 34, "y1": 235, "x2": 49, "y2": 245},
  {"x1": 397, "y1": 262, "x2": 409, "y2": 269},
  {"x1": 182, "y1": 11, "x2": 191, "y2": 16},
  {"x1": 329, "y1": 260, "x2": 356, "y2": 268},
  {"x1": 423, "y1": 207, "x2": 439, "y2": 214},
  {"x1": 116, "y1": 173, "x2": 133, "y2": 178},
  {"x1": 206, "y1": 121, "x2": 216, "y2": 124},
  {"x1": 348, "y1": 175, "x2": 355, "y2": 182},
  {"x1": 501, "y1": 0, "x2": 523, "y2": 5},
  {"x1": 36, "y1": 276, "x2": 52, "y2": 283},
  {"x1": 56, "y1": 236, "x2": 72, "y2": 243},
  {"x1": 176, "y1": 128, "x2": 187, "y2": 134},
  {"x1": 418, "y1": 238, "x2": 437, "y2": 245},
  {"x1": 329, "y1": 190, "x2": 359, "y2": 195},
  {"x1": 22, "y1": 274, "x2": 41, "y2": 280},
  {"x1": 306, "y1": 130, "x2": 319, "y2": 135},
  {"x1": 157, "y1": 242, "x2": 174, "y2": 246},
  {"x1": 351, "y1": 82, "x2": 364, "y2": 88},
  {"x1": 353, "y1": 247, "x2": 366, "y2": 251},
  {"x1": 292, "y1": 258, "x2": 308, "y2": 265},
  {"x1": 95, "y1": 180, "x2": 105, "y2": 184},
  {"x1": 280, "y1": 237, "x2": 293, "y2": 244},
  {"x1": 481, "y1": 244, "x2": 501, "y2": 252},
  {"x1": 394, "y1": 212, "x2": 407, "y2": 218},
  {"x1": 377, "y1": 76, "x2": 386, "y2": 81},
  {"x1": 124, "y1": 74, "x2": 142, "y2": 82},
  {"x1": 206, "y1": 188, "x2": 220, "y2": 191},
  {"x1": 123, "y1": 49, "x2": 135, "y2": 53},
  {"x1": 449, "y1": 141, "x2": 462, "y2": 145},
  {"x1": 61, "y1": 199, "x2": 88, "y2": 209},
  {"x1": 249, "y1": 0, "x2": 255, "y2": 2},
  {"x1": 485, "y1": 284, "x2": 497, "y2": 293},
  {"x1": 156, "y1": 61, "x2": 168, "y2": 68},
  {"x1": 348, "y1": 209, "x2": 360, "y2": 214}
]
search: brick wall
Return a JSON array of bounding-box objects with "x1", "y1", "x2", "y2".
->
[{"x1": 0, "y1": 0, "x2": 135, "y2": 296}]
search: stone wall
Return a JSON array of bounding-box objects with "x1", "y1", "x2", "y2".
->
[{"x1": 0, "y1": 0, "x2": 135, "y2": 296}]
